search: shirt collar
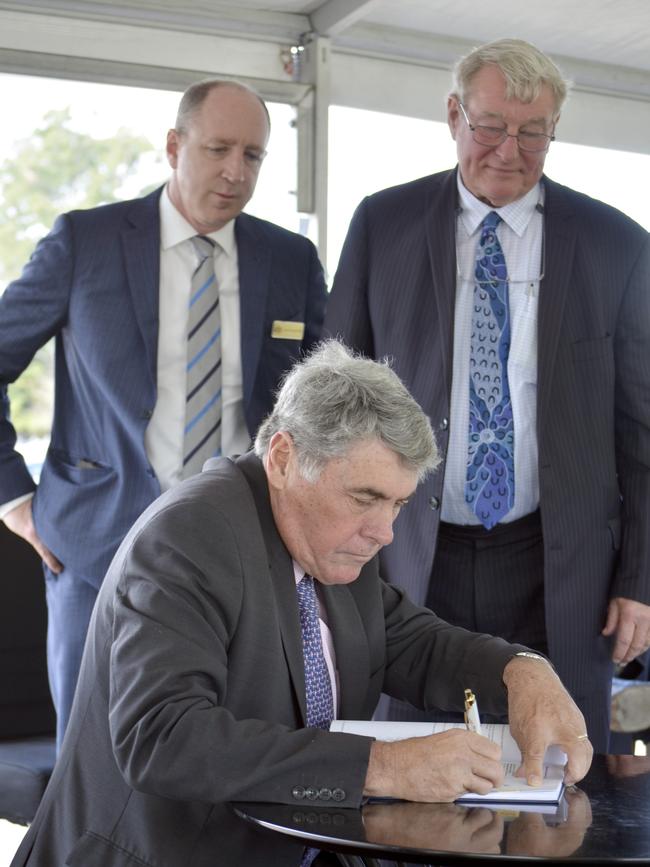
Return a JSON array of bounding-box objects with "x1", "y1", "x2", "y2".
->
[
  {"x1": 293, "y1": 560, "x2": 306, "y2": 587},
  {"x1": 160, "y1": 183, "x2": 237, "y2": 257},
  {"x1": 456, "y1": 172, "x2": 542, "y2": 239}
]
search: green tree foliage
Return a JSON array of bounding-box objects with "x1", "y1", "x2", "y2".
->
[{"x1": 1, "y1": 107, "x2": 157, "y2": 438}]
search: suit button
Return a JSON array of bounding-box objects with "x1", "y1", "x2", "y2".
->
[
  {"x1": 440, "y1": 418, "x2": 449, "y2": 431},
  {"x1": 292, "y1": 786, "x2": 305, "y2": 800},
  {"x1": 319, "y1": 788, "x2": 332, "y2": 801},
  {"x1": 429, "y1": 496, "x2": 440, "y2": 510},
  {"x1": 305, "y1": 787, "x2": 319, "y2": 800},
  {"x1": 331, "y1": 788, "x2": 346, "y2": 802},
  {"x1": 142, "y1": 409, "x2": 153, "y2": 420}
]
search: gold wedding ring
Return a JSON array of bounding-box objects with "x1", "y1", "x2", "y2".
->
[{"x1": 576, "y1": 733, "x2": 590, "y2": 741}]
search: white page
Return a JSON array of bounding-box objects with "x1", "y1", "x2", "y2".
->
[{"x1": 330, "y1": 720, "x2": 566, "y2": 803}]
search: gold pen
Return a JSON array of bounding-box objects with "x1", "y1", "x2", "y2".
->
[{"x1": 464, "y1": 688, "x2": 483, "y2": 735}]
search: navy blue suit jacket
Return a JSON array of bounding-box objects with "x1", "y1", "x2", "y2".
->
[
  {"x1": 325, "y1": 168, "x2": 650, "y2": 750},
  {"x1": 0, "y1": 187, "x2": 326, "y2": 584}
]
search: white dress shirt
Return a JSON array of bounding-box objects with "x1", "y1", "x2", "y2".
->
[{"x1": 441, "y1": 174, "x2": 543, "y2": 525}]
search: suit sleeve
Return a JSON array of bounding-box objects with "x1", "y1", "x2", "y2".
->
[
  {"x1": 380, "y1": 579, "x2": 528, "y2": 716},
  {"x1": 0, "y1": 214, "x2": 73, "y2": 503},
  {"x1": 611, "y1": 232, "x2": 650, "y2": 603},
  {"x1": 324, "y1": 198, "x2": 376, "y2": 356}
]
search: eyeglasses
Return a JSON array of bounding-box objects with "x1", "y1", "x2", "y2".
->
[{"x1": 458, "y1": 102, "x2": 555, "y2": 153}]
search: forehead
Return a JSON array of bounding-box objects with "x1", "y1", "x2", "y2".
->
[
  {"x1": 188, "y1": 86, "x2": 269, "y2": 143},
  {"x1": 465, "y1": 64, "x2": 556, "y2": 122}
]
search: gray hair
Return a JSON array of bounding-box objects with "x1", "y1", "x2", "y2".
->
[
  {"x1": 254, "y1": 341, "x2": 440, "y2": 482},
  {"x1": 452, "y1": 38, "x2": 569, "y2": 115},
  {"x1": 175, "y1": 79, "x2": 271, "y2": 135}
]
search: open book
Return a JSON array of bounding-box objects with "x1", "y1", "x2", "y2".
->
[{"x1": 330, "y1": 720, "x2": 566, "y2": 804}]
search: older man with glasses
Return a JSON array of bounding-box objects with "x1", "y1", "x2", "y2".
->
[{"x1": 326, "y1": 38, "x2": 650, "y2": 754}]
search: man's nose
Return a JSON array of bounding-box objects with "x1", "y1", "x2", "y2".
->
[
  {"x1": 363, "y1": 509, "x2": 394, "y2": 548},
  {"x1": 494, "y1": 132, "x2": 520, "y2": 160},
  {"x1": 221, "y1": 150, "x2": 245, "y2": 183}
]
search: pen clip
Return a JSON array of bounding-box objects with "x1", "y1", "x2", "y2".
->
[
  {"x1": 464, "y1": 688, "x2": 482, "y2": 734},
  {"x1": 464, "y1": 688, "x2": 475, "y2": 727}
]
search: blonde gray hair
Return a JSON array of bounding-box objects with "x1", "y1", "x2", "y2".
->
[
  {"x1": 452, "y1": 38, "x2": 569, "y2": 114},
  {"x1": 254, "y1": 341, "x2": 439, "y2": 483}
]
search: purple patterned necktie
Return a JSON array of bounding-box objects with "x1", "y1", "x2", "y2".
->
[
  {"x1": 296, "y1": 576, "x2": 332, "y2": 867},
  {"x1": 465, "y1": 211, "x2": 515, "y2": 529},
  {"x1": 296, "y1": 576, "x2": 334, "y2": 730}
]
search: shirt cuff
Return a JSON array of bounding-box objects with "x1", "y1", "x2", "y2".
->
[{"x1": 0, "y1": 492, "x2": 34, "y2": 520}]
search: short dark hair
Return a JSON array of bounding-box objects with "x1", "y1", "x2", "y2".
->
[{"x1": 175, "y1": 79, "x2": 271, "y2": 134}]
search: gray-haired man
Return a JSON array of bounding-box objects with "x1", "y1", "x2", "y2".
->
[
  {"x1": 325, "y1": 37, "x2": 650, "y2": 752},
  {"x1": 13, "y1": 342, "x2": 591, "y2": 867}
]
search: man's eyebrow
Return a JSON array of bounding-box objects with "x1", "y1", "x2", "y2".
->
[
  {"x1": 475, "y1": 111, "x2": 549, "y2": 125},
  {"x1": 349, "y1": 487, "x2": 411, "y2": 503},
  {"x1": 205, "y1": 136, "x2": 265, "y2": 149}
]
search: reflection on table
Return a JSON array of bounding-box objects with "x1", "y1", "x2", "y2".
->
[{"x1": 233, "y1": 754, "x2": 650, "y2": 863}]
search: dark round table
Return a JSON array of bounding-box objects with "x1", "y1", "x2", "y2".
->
[{"x1": 233, "y1": 754, "x2": 650, "y2": 864}]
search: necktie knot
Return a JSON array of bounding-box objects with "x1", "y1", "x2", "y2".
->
[
  {"x1": 191, "y1": 235, "x2": 215, "y2": 268},
  {"x1": 482, "y1": 210, "x2": 502, "y2": 231}
]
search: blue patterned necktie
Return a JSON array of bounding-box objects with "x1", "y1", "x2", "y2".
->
[
  {"x1": 296, "y1": 576, "x2": 334, "y2": 730},
  {"x1": 181, "y1": 235, "x2": 222, "y2": 479},
  {"x1": 465, "y1": 211, "x2": 515, "y2": 529}
]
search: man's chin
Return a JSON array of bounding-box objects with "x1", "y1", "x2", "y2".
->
[{"x1": 319, "y1": 564, "x2": 365, "y2": 586}]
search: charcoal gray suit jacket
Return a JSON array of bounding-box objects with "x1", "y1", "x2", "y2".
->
[{"x1": 12, "y1": 452, "x2": 524, "y2": 867}]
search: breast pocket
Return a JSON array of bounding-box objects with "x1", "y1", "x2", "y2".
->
[
  {"x1": 508, "y1": 291, "x2": 538, "y2": 384},
  {"x1": 571, "y1": 334, "x2": 612, "y2": 363}
]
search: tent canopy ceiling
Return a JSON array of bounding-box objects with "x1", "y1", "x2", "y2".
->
[{"x1": 2, "y1": 0, "x2": 649, "y2": 99}]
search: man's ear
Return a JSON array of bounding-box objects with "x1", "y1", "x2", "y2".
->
[
  {"x1": 447, "y1": 95, "x2": 460, "y2": 140},
  {"x1": 166, "y1": 128, "x2": 180, "y2": 169},
  {"x1": 265, "y1": 431, "x2": 294, "y2": 490}
]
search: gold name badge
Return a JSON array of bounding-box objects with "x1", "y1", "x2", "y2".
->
[{"x1": 271, "y1": 320, "x2": 305, "y2": 340}]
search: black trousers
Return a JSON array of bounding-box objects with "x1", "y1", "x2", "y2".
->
[{"x1": 426, "y1": 509, "x2": 547, "y2": 654}]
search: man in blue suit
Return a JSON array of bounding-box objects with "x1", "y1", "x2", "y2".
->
[
  {"x1": 325, "y1": 39, "x2": 650, "y2": 753},
  {"x1": 0, "y1": 79, "x2": 326, "y2": 748}
]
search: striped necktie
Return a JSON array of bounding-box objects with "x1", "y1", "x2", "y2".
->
[
  {"x1": 465, "y1": 211, "x2": 515, "y2": 529},
  {"x1": 182, "y1": 235, "x2": 222, "y2": 479}
]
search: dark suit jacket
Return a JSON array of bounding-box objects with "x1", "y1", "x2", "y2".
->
[
  {"x1": 0, "y1": 187, "x2": 326, "y2": 584},
  {"x1": 11, "y1": 452, "x2": 523, "y2": 866},
  {"x1": 324, "y1": 168, "x2": 650, "y2": 751}
]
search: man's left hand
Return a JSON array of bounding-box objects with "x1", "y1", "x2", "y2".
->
[
  {"x1": 602, "y1": 597, "x2": 650, "y2": 665},
  {"x1": 503, "y1": 656, "x2": 593, "y2": 787}
]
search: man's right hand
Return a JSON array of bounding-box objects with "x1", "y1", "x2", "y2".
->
[
  {"x1": 3, "y1": 497, "x2": 63, "y2": 573},
  {"x1": 364, "y1": 728, "x2": 504, "y2": 802}
]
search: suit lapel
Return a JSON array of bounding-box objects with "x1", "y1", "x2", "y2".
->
[
  {"x1": 235, "y1": 453, "x2": 308, "y2": 724},
  {"x1": 537, "y1": 177, "x2": 577, "y2": 426},
  {"x1": 424, "y1": 170, "x2": 460, "y2": 400},
  {"x1": 121, "y1": 187, "x2": 163, "y2": 395},
  {"x1": 235, "y1": 215, "x2": 271, "y2": 409},
  {"x1": 322, "y1": 583, "x2": 370, "y2": 719}
]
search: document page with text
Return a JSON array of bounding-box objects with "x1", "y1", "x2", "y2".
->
[{"x1": 330, "y1": 720, "x2": 566, "y2": 803}]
